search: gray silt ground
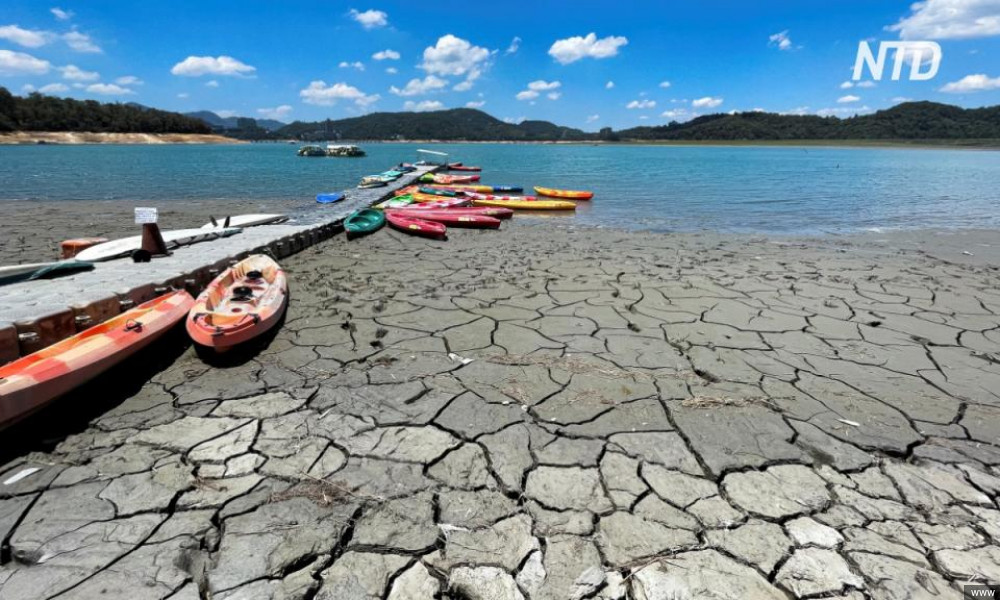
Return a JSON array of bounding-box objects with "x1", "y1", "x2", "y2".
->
[{"x1": 1, "y1": 222, "x2": 999, "y2": 600}]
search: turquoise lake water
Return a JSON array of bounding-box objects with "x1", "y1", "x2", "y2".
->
[{"x1": 0, "y1": 142, "x2": 997, "y2": 234}]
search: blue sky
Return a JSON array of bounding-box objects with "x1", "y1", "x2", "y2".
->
[{"x1": 2, "y1": 0, "x2": 999, "y2": 130}]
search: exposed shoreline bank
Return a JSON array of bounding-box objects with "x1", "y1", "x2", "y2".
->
[
  {"x1": 0, "y1": 131, "x2": 245, "y2": 145},
  {"x1": 0, "y1": 220, "x2": 997, "y2": 598}
]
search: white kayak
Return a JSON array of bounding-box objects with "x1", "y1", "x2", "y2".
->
[
  {"x1": 200, "y1": 214, "x2": 288, "y2": 229},
  {"x1": 75, "y1": 227, "x2": 243, "y2": 262}
]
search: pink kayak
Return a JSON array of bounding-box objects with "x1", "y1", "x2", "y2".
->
[{"x1": 394, "y1": 206, "x2": 514, "y2": 220}]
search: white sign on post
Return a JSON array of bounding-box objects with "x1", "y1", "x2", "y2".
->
[{"x1": 135, "y1": 207, "x2": 158, "y2": 224}]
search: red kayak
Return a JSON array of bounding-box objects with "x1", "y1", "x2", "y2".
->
[
  {"x1": 448, "y1": 165, "x2": 482, "y2": 172},
  {"x1": 389, "y1": 210, "x2": 501, "y2": 229},
  {"x1": 397, "y1": 206, "x2": 513, "y2": 220},
  {"x1": 386, "y1": 212, "x2": 447, "y2": 239}
]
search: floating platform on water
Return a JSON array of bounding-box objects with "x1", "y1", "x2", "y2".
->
[{"x1": 0, "y1": 165, "x2": 440, "y2": 364}]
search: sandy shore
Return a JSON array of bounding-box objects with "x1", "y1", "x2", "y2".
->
[
  {"x1": 1, "y1": 221, "x2": 999, "y2": 599},
  {"x1": 0, "y1": 132, "x2": 243, "y2": 145}
]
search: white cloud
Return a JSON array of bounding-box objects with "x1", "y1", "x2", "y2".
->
[
  {"x1": 420, "y1": 34, "x2": 491, "y2": 78},
  {"x1": 0, "y1": 25, "x2": 51, "y2": 48},
  {"x1": 385, "y1": 67, "x2": 398, "y2": 74},
  {"x1": 171, "y1": 55, "x2": 256, "y2": 77},
  {"x1": 816, "y1": 105, "x2": 872, "y2": 117},
  {"x1": 888, "y1": 0, "x2": 1000, "y2": 39},
  {"x1": 86, "y1": 83, "x2": 134, "y2": 95},
  {"x1": 528, "y1": 80, "x2": 561, "y2": 91},
  {"x1": 506, "y1": 36, "x2": 521, "y2": 54},
  {"x1": 403, "y1": 100, "x2": 444, "y2": 112},
  {"x1": 856, "y1": 80, "x2": 876, "y2": 88},
  {"x1": 692, "y1": 96, "x2": 723, "y2": 108},
  {"x1": 465, "y1": 100, "x2": 486, "y2": 108},
  {"x1": 205, "y1": 79, "x2": 219, "y2": 88},
  {"x1": 300, "y1": 80, "x2": 379, "y2": 106},
  {"x1": 452, "y1": 80, "x2": 473, "y2": 91},
  {"x1": 516, "y1": 89, "x2": 539, "y2": 100},
  {"x1": 216, "y1": 110, "x2": 238, "y2": 118},
  {"x1": 21, "y1": 84, "x2": 34, "y2": 93},
  {"x1": 63, "y1": 30, "x2": 100, "y2": 53},
  {"x1": 339, "y1": 61, "x2": 365, "y2": 71},
  {"x1": 661, "y1": 108, "x2": 691, "y2": 120},
  {"x1": 349, "y1": 8, "x2": 388, "y2": 29},
  {"x1": 38, "y1": 82, "x2": 68, "y2": 94},
  {"x1": 837, "y1": 94, "x2": 861, "y2": 103},
  {"x1": 50, "y1": 7, "x2": 73, "y2": 21},
  {"x1": 177, "y1": 92, "x2": 189, "y2": 99},
  {"x1": 840, "y1": 80, "x2": 854, "y2": 89},
  {"x1": 782, "y1": 106, "x2": 811, "y2": 116},
  {"x1": 893, "y1": 96, "x2": 914, "y2": 102},
  {"x1": 372, "y1": 49, "x2": 400, "y2": 60},
  {"x1": 626, "y1": 99, "x2": 656, "y2": 109},
  {"x1": 547, "y1": 91, "x2": 561, "y2": 100},
  {"x1": 59, "y1": 64, "x2": 99, "y2": 81},
  {"x1": 939, "y1": 72, "x2": 1000, "y2": 91},
  {"x1": 659, "y1": 80, "x2": 671, "y2": 88},
  {"x1": 257, "y1": 105, "x2": 293, "y2": 120},
  {"x1": 0, "y1": 49, "x2": 51, "y2": 75},
  {"x1": 586, "y1": 114, "x2": 600, "y2": 123},
  {"x1": 548, "y1": 32, "x2": 628, "y2": 64},
  {"x1": 503, "y1": 116, "x2": 525, "y2": 124},
  {"x1": 115, "y1": 75, "x2": 143, "y2": 86},
  {"x1": 768, "y1": 30, "x2": 793, "y2": 50},
  {"x1": 390, "y1": 75, "x2": 448, "y2": 96}
]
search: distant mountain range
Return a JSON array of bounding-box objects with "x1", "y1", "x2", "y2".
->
[
  {"x1": 213, "y1": 102, "x2": 1000, "y2": 142},
  {"x1": 184, "y1": 111, "x2": 286, "y2": 132}
]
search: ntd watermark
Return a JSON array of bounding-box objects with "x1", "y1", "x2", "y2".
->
[{"x1": 853, "y1": 41, "x2": 941, "y2": 81}]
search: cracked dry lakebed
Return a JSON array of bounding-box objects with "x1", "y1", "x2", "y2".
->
[{"x1": 1, "y1": 222, "x2": 1000, "y2": 600}]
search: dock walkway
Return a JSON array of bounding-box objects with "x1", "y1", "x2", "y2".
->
[{"x1": 0, "y1": 165, "x2": 438, "y2": 363}]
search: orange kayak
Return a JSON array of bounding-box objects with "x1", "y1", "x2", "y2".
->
[
  {"x1": 534, "y1": 186, "x2": 594, "y2": 200},
  {"x1": 187, "y1": 255, "x2": 288, "y2": 350},
  {"x1": 0, "y1": 290, "x2": 193, "y2": 429}
]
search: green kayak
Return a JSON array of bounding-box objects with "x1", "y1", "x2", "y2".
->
[
  {"x1": 418, "y1": 187, "x2": 456, "y2": 197},
  {"x1": 344, "y1": 208, "x2": 385, "y2": 239}
]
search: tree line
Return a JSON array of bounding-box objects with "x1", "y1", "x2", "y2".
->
[{"x1": 0, "y1": 87, "x2": 211, "y2": 134}]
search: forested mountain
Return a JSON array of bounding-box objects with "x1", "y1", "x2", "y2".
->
[
  {"x1": 0, "y1": 87, "x2": 211, "y2": 134},
  {"x1": 2, "y1": 88, "x2": 997, "y2": 143},
  {"x1": 277, "y1": 108, "x2": 589, "y2": 141},
  {"x1": 615, "y1": 102, "x2": 1000, "y2": 141}
]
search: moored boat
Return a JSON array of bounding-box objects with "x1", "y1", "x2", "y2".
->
[
  {"x1": 316, "y1": 193, "x2": 345, "y2": 204},
  {"x1": 187, "y1": 255, "x2": 288, "y2": 350},
  {"x1": 448, "y1": 164, "x2": 482, "y2": 172},
  {"x1": 0, "y1": 290, "x2": 194, "y2": 429},
  {"x1": 297, "y1": 145, "x2": 326, "y2": 157},
  {"x1": 534, "y1": 186, "x2": 595, "y2": 200},
  {"x1": 326, "y1": 144, "x2": 365, "y2": 157}
]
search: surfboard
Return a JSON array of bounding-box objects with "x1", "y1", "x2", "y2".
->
[{"x1": 75, "y1": 228, "x2": 243, "y2": 262}]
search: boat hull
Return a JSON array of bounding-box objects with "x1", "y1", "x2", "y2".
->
[
  {"x1": 386, "y1": 213, "x2": 447, "y2": 238},
  {"x1": 0, "y1": 290, "x2": 193, "y2": 429},
  {"x1": 186, "y1": 255, "x2": 288, "y2": 350},
  {"x1": 534, "y1": 186, "x2": 594, "y2": 200}
]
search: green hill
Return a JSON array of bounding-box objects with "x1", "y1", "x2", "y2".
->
[
  {"x1": 277, "y1": 108, "x2": 589, "y2": 141},
  {"x1": 0, "y1": 87, "x2": 211, "y2": 134},
  {"x1": 616, "y1": 102, "x2": 1000, "y2": 141}
]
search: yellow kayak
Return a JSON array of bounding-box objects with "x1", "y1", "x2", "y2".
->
[{"x1": 472, "y1": 198, "x2": 576, "y2": 211}]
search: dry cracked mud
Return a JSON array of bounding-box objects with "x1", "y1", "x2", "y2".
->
[{"x1": 2, "y1": 222, "x2": 1000, "y2": 599}]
